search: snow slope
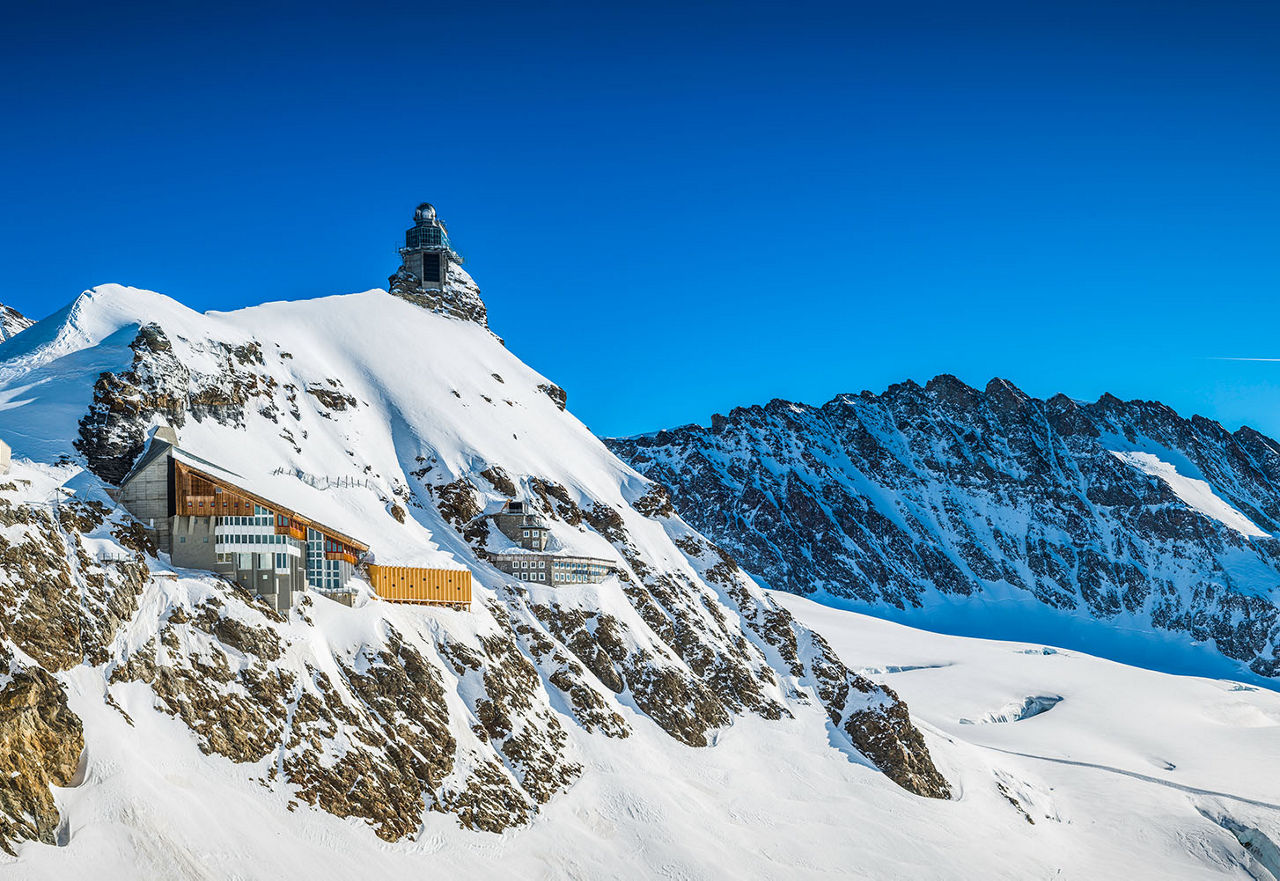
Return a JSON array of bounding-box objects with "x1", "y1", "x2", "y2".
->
[
  {"x1": 0, "y1": 281, "x2": 941, "y2": 875},
  {"x1": 775, "y1": 591, "x2": 1280, "y2": 881},
  {"x1": 0, "y1": 281, "x2": 1275, "y2": 879},
  {"x1": 13, "y1": 561, "x2": 1280, "y2": 881},
  {"x1": 1111, "y1": 450, "x2": 1270, "y2": 538}
]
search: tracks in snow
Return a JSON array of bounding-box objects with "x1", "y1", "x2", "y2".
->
[{"x1": 977, "y1": 744, "x2": 1280, "y2": 811}]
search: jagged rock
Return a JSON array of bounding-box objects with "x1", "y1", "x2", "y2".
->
[
  {"x1": 846, "y1": 696, "x2": 951, "y2": 799},
  {"x1": 388, "y1": 264, "x2": 489, "y2": 328},
  {"x1": 76, "y1": 324, "x2": 279, "y2": 484},
  {"x1": 0, "y1": 667, "x2": 84, "y2": 854},
  {"x1": 305, "y1": 382, "x2": 357, "y2": 411},
  {"x1": 0, "y1": 498, "x2": 148, "y2": 671},
  {"x1": 537, "y1": 382, "x2": 567, "y2": 411},
  {"x1": 608, "y1": 376, "x2": 1280, "y2": 677},
  {"x1": 634, "y1": 485, "x2": 675, "y2": 518},
  {"x1": 480, "y1": 466, "x2": 517, "y2": 497},
  {"x1": 0, "y1": 304, "x2": 32, "y2": 340}
]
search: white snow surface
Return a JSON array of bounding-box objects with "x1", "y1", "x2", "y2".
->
[
  {"x1": 1, "y1": 284, "x2": 1277, "y2": 879},
  {"x1": 11, "y1": 582, "x2": 1280, "y2": 880},
  {"x1": 1112, "y1": 450, "x2": 1271, "y2": 538},
  {"x1": 0, "y1": 284, "x2": 637, "y2": 567}
]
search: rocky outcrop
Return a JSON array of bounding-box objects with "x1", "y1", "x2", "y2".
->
[
  {"x1": 108, "y1": 584, "x2": 589, "y2": 839},
  {"x1": 0, "y1": 304, "x2": 32, "y2": 341},
  {"x1": 0, "y1": 481, "x2": 146, "y2": 851},
  {"x1": 0, "y1": 667, "x2": 83, "y2": 854},
  {"x1": 608, "y1": 375, "x2": 1280, "y2": 678},
  {"x1": 846, "y1": 694, "x2": 951, "y2": 799},
  {"x1": 437, "y1": 469, "x2": 950, "y2": 796},
  {"x1": 701, "y1": 543, "x2": 949, "y2": 798},
  {"x1": 537, "y1": 382, "x2": 567, "y2": 411},
  {"x1": 388, "y1": 265, "x2": 489, "y2": 328},
  {"x1": 0, "y1": 496, "x2": 148, "y2": 671},
  {"x1": 75, "y1": 324, "x2": 279, "y2": 484}
]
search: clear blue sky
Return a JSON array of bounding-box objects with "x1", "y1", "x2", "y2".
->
[{"x1": 3, "y1": 1, "x2": 1279, "y2": 439}]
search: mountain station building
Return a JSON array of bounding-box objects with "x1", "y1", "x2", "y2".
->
[
  {"x1": 484, "y1": 500, "x2": 615, "y2": 586},
  {"x1": 115, "y1": 432, "x2": 367, "y2": 613}
]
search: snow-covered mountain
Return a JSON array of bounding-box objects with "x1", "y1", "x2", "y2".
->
[
  {"x1": 607, "y1": 378, "x2": 1280, "y2": 683},
  {"x1": 0, "y1": 272, "x2": 1276, "y2": 879},
  {"x1": 0, "y1": 303, "x2": 33, "y2": 340},
  {"x1": 0, "y1": 274, "x2": 947, "y2": 875}
]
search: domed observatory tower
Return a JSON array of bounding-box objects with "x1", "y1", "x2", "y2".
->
[
  {"x1": 393, "y1": 202, "x2": 461, "y2": 293},
  {"x1": 388, "y1": 201, "x2": 489, "y2": 327}
]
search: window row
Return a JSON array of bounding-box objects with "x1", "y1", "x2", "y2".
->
[
  {"x1": 222, "y1": 515, "x2": 274, "y2": 527},
  {"x1": 217, "y1": 533, "x2": 291, "y2": 546}
]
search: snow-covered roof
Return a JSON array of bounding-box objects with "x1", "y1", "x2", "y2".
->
[{"x1": 171, "y1": 447, "x2": 369, "y2": 551}]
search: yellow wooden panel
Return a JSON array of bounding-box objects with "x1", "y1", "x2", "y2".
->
[{"x1": 367, "y1": 565, "x2": 472, "y2": 607}]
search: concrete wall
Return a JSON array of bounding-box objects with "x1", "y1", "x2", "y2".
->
[
  {"x1": 400, "y1": 249, "x2": 453, "y2": 292},
  {"x1": 493, "y1": 512, "x2": 550, "y2": 550},
  {"x1": 170, "y1": 514, "x2": 218, "y2": 570},
  {"x1": 118, "y1": 447, "x2": 173, "y2": 552},
  {"x1": 171, "y1": 514, "x2": 308, "y2": 613},
  {"x1": 492, "y1": 553, "x2": 613, "y2": 585}
]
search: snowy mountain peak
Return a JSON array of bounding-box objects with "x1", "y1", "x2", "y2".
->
[
  {"x1": 0, "y1": 276, "x2": 950, "y2": 864},
  {"x1": 0, "y1": 303, "x2": 33, "y2": 341},
  {"x1": 608, "y1": 374, "x2": 1280, "y2": 682},
  {"x1": 388, "y1": 202, "x2": 489, "y2": 327}
]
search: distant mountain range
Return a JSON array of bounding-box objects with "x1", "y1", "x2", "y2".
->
[{"x1": 607, "y1": 375, "x2": 1280, "y2": 681}]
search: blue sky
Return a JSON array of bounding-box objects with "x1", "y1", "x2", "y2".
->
[{"x1": 2, "y1": 0, "x2": 1278, "y2": 438}]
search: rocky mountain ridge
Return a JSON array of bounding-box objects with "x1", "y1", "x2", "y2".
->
[
  {"x1": 0, "y1": 281, "x2": 947, "y2": 859},
  {"x1": 607, "y1": 375, "x2": 1280, "y2": 680},
  {"x1": 0, "y1": 304, "x2": 32, "y2": 341}
]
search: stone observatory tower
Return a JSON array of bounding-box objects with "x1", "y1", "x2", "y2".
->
[
  {"x1": 388, "y1": 202, "x2": 489, "y2": 327},
  {"x1": 392, "y1": 202, "x2": 461, "y2": 293}
]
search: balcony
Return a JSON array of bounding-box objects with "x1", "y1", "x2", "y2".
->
[
  {"x1": 396, "y1": 244, "x2": 465, "y2": 265},
  {"x1": 274, "y1": 518, "x2": 307, "y2": 541}
]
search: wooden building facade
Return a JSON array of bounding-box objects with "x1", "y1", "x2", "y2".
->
[{"x1": 366, "y1": 565, "x2": 472, "y2": 608}]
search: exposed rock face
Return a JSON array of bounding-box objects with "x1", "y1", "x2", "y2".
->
[
  {"x1": 607, "y1": 375, "x2": 1280, "y2": 678},
  {"x1": 106, "y1": 581, "x2": 585, "y2": 840},
  {"x1": 0, "y1": 284, "x2": 954, "y2": 857},
  {"x1": 537, "y1": 382, "x2": 567, "y2": 411},
  {"x1": 0, "y1": 667, "x2": 83, "y2": 854},
  {"x1": 76, "y1": 324, "x2": 278, "y2": 484},
  {"x1": 0, "y1": 481, "x2": 149, "y2": 853},
  {"x1": 0, "y1": 304, "x2": 33, "y2": 341},
  {"x1": 458, "y1": 473, "x2": 949, "y2": 797},
  {"x1": 388, "y1": 265, "x2": 489, "y2": 328},
  {"x1": 0, "y1": 496, "x2": 149, "y2": 671}
]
